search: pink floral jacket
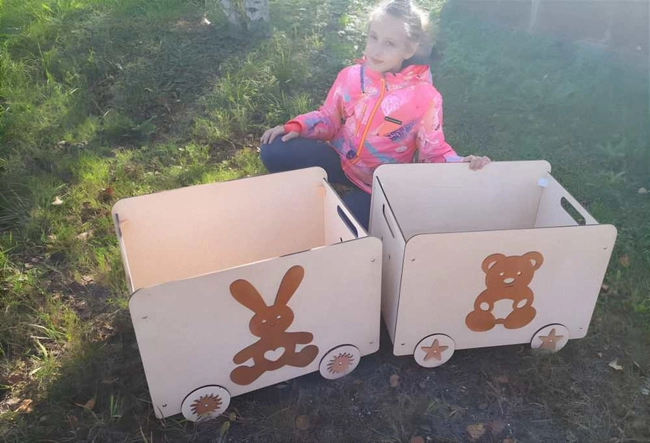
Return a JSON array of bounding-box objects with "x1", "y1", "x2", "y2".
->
[{"x1": 288, "y1": 62, "x2": 463, "y2": 192}]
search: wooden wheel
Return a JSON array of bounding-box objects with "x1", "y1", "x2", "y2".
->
[
  {"x1": 531, "y1": 324, "x2": 570, "y2": 353},
  {"x1": 181, "y1": 385, "x2": 230, "y2": 422},
  {"x1": 413, "y1": 334, "x2": 455, "y2": 368},
  {"x1": 319, "y1": 345, "x2": 361, "y2": 380}
]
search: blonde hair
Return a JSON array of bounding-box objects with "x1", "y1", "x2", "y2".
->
[{"x1": 369, "y1": 0, "x2": 432, "y2": 57}]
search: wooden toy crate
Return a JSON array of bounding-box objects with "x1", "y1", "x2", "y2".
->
[
  {"x1": 112, "y1": 167, "x2": 382, "y2": 420},
  {"x1": 369, "y1": 161, "x2": 616, "y2": 367}
]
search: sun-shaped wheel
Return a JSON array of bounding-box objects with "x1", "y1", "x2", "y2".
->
[
  {"x1": 181, "y1": 385, "x2": 230, "y2": 422},
  {"x1": 319, "y1": 345, "x2": 361, "y2": 380},
  {"x1": 328, "y1": 352, "x2": 354, "y2": 373},
  {"x1": 191, "y1": 394, "x2": 222, "y2": 416}
]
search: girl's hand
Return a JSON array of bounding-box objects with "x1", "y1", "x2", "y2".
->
[
  {"x1": 463, "y1": 155, "x2": 491, "y2": 170},
  {"x1": 260, "y1": 125, "x2": 299, "y2": 145}
]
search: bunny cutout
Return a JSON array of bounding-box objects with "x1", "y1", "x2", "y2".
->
[{"x1": 229, "y1": 265, "x2": 319, "y2": 386}]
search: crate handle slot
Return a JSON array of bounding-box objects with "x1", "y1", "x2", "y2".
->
[
  {"x1": 337, "y1": 206, "x2": 359, "y2": 238},
  {"x1": 114, "y1": 213, "x2": 123, "y2": 238},
  {"x1": 382, "y1": 204, "x2": 395, "y2": 238},
  {"x1": 560, "y1": 197, "x2": 586, "y2": 226}
]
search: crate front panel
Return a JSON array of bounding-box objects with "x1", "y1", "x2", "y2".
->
[
  {"x1": 393, "y1": 225, "x2": 616, "y2": 356},
  {"x1": 130, "y1": 237, "x2": 382, "y2": 418}
]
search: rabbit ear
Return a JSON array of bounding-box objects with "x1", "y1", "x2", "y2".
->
[
  {"x1": 230, "y1": 279, "x2": 267, "y2": 313},
  {"x1": 274, "y1": 266, "x2": 304, "y2": 306}
]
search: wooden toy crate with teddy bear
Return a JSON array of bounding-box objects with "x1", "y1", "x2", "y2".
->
[{"x1": 369, "y1": 161, "x2": 617, "y2": 367}]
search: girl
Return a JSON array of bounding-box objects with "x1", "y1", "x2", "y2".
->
[{"x1": 260, "y1": 0, "x2": 490, "y2": 229}]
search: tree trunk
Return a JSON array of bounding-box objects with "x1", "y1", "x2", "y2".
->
[
  {"x1": 207, "y1": 0, "x2": 269, "y2": 32},
  {"x1": 242, "y1": 0, "x2": 269, "y2": 29},
  {"x1": 217, "y1": 0, "x2": 241, "y2": 27}
]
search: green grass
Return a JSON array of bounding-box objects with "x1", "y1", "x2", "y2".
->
[{"x1": 0, "y1": 0, "x2": 649, "y2": 441}]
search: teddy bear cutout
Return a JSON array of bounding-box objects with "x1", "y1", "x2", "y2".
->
[
  {"x1": 465, "y1": 251, "x2": 544, "y2": 332},
  {"x1": 229, "y1": 265, "x2": 319, "y2": 385}
]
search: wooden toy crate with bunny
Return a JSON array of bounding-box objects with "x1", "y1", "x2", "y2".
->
[
  {"x1": 112, "y1": 167, "x2": 382, "y2": 421},
  {"x1": 369, "y1": 161, "x2": 617, "y2": 367}
]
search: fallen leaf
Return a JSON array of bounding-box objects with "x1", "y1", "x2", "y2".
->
[
  {"x1": 410, "y1": 437, "x2": 425, "y2": 443},
  {"x1": 229, "y1": 412, "x2": 237, "y2": 421},
  {"x1": 601, "y1": 284, "x2": 610, "y2": 293},
  {"x1": 608, "y1": 359, "x2": 623, "y2": 371},
  {"x1": 75, "y1": 398, "x2": 95, "y2": 410},
  {"x1": 99, "y1": 187, "x2": 114, "y2": 203},
  {"x1": 295, "y1": 415, "x2": 310, "y2": 430},
  {"x1": 597, "y1": 352, "x2": 603, "y2": 358},
  {"x1": 101, "y1": 376, "x2": 117, "y2": 384},
  {"x1": 619, "y1": 255, "x2": 630, "y2": 267},
  {"x1": 503, "y1": 438, "x2": 516, "y2": 443},
  {"x1": 496, "y1": 375, "x2": 509, "y2": 384},
  {"x1": 15, "y1": 399, "x2": 33, "y2": 413},
  {"x1": 52, "y1": 196, "x2": 64, "y2": 206},
  {"x1": 467, "y1": 422, "x2": 486, "y2": 441},
  {"x1": 84, "y1": 398, "x2": 96, "y2": 410},
  {"x1": 77, "y1": 231, "x2": 94, "y2": 241},
  {"x1": 489, "y1": 418, "x2": 507, "y2": 435},
  {"x1": 389, "y1": 374, "x2": 400, "y2": 388},
  {"x1": 5, "y1": 397, "x2": 21, "y2": 406},
  {"x1": 638, "y1": 187, "x2": 647, "y2": 194}
]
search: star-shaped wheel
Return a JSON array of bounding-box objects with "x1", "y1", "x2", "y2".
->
[
  {"x1": 539, "y1": 328, "x2": 564, "y2": 351},
  {"x1": 421, "y1": 339, "x2": 449, "y2": 361}
]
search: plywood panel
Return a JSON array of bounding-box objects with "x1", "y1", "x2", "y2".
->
[
  {"x1": 322, "y1": 181, "x2": 367, "y2": 245},
  {"x1": 392, "y1": 225, "x2": 616, "y2": 356},
  {"x1": 535, "y1": 175, "x2": 598, "y2": 228},
  {"x1": 374, "y1": 161, "x2": 552, "y2": 239},
  {"x1": 113, "y1": 168, "x2": 328, "y2": 291},
  {"x1": 130, "y1": 238, "x2": 382, "y2": 418},
  {"x1": 369, "y1": 176, "x2": 406, "y2": 343}
]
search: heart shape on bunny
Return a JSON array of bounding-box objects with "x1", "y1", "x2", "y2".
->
[{"x1": 264, "y1": 347, "x2": 285, "y2": 362}]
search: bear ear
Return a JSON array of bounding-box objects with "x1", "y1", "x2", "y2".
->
[
  {"x1": 524, "y1": 251, "x2": 544, "y2": 270},
  {"x1": 482, "y1": 253, "x2": 506, "y2": 274}
]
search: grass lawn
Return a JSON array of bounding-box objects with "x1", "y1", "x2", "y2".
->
[{"x1": 1, "y1": 0, "x2": 648, "y2": 441}]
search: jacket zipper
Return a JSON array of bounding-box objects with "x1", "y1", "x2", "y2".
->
[{"x1": 356, "y1": 78, "x2": 386, "y2": 158}]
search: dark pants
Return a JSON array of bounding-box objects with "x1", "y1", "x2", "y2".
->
[{"x1": 260, "y1": 137, "x2": 371, "y2": 230}]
